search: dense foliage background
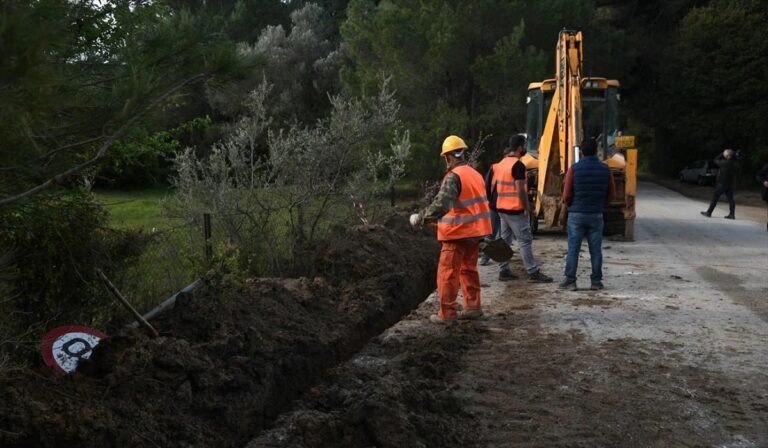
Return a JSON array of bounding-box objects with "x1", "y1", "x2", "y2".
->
[{"x1": 2, "y1": 0, "x2": 765, "y2": 196}]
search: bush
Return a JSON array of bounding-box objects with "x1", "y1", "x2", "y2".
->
[
  {"x1": 165, "y1": 78, "x2": 410, "y2": 277},
  {"x1": 0, "y1": 190, "x2": 145, "y2": 365},
  {"x1": 96, "y1": 117, "x2": 215, "y2": 189}
]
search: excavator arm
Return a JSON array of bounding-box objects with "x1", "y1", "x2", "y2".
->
[
  {"x1": 535, "y1": 30, "x2": 583, "y2": 226},
  {"x1": 529, "y1": 30, "x2": 637, "y2": 240}
]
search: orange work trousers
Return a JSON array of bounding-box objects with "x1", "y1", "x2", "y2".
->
[{"x1": 437, "y1": 239, "x2": 482, "y2": 320}]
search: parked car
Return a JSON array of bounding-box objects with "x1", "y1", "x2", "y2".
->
[{"x1": 679, "y1": 160, "x2": 719, "y2": 185}]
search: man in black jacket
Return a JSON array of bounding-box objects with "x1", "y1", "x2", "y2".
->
[{"x1": 701, "y1": 149, "x2": 738, "y2": 219}]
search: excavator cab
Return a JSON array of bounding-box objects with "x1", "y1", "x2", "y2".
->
[{"x1": 526, "y1": 78, "x2": 620, "y2": 160}]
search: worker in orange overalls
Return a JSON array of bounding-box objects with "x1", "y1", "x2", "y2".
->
[{"x1": 410, "y1": 136, "x2": 492, "y2": 323}]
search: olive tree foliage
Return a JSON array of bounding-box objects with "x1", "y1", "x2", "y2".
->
[
  {"x1": 208, "y1": 3, "x2": 345, "y2": 124},
  {"x1": 166, "y1": 77, "x2": 409, "y2": 275}
]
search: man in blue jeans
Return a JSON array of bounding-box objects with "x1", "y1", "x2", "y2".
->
[{"x1": 559, "y1": 138, "x2": 616, "y2": 290}]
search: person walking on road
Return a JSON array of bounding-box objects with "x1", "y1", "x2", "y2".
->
[
  {"x1": 701, "y1": 149, "x2": 739, "y2": 219},
  {"x1": 759, "y1": 162, "x2": 768, "y2": 232},
  {"x1": 410, "y1": 135, "x2": 492, "y2": 323},
  {"x1": 559, "y1": 138, "x2": 615, "y2": 291},
  {"x1": 487, "y1": 134, "x2": 552, "y2": 283}
]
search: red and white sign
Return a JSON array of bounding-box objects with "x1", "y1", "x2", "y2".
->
[{"x1": 41, "y1": 326, "x2": 107, "y2": 374}]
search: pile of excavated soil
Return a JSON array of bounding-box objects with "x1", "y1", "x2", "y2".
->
[
  {"x1": 0, "y1": 220, "x2": 439, "y2": 448},
  {"x1": 249, "y1": 321, "x2": 484, "y2": 448}
]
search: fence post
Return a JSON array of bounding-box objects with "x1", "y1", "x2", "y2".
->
[{"x1": 203, "y1": 213, "x2": 212, "y2": 264}]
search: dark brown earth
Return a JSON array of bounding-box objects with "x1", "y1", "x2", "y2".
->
[
  {"x1": 2, "y1": 183, "x2": 766, "y2": 448},
  {"x1": 0, "y1": 219, "x2": 439, "y2": 448},
  {"x1": 250, "y1": 321, "x2": 484, "y2": 448}
]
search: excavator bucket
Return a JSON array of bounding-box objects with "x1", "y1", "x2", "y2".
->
[{"x1": 479, "y1": 238, "x2": 514, "y2": 262}]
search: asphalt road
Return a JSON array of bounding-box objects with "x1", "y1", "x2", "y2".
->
[
  {"x1": 453, "y1": 180, "x2": 768, "y2": 447},
  {"x1": 421, "y1": 180, "x2": 767, "y2": 446}
]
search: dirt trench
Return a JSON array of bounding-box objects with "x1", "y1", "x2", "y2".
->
[
  {"x1": 249, "y1": 318, "x2": 485, "y2": 448},
  {"x1": 0, "y1": 218, "x2": 439, "y2": 448}
]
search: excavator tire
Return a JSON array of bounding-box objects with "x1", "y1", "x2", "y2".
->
[{"x1": 603, "y1": 206, "x2": 626, "y2": 236}]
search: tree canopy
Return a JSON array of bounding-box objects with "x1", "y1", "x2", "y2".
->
[
  {"x1": 340, "y1": 0, "x2": 767, "y2": 177},
  {"x1": 2, "y1": 0, "x2": 765, "y2": 197}
]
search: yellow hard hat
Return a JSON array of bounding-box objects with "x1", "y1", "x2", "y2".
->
[{"x1": 441, "y1": 135, "x2": 468, "y2": 156}]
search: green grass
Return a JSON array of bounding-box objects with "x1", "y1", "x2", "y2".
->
[
  {"x1": 92, "y1": 188, "x2": 196, "y2": 314},
  {"x1": 93, "y1": 187, "x2": 178, "y2": 230}
]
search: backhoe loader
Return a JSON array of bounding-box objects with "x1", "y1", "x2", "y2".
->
[{"x1": 522, "y1": 30, "x2": 637, "y2": 240}]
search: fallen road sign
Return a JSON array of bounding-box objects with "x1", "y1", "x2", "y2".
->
[{"x1": 41, "y1": 325, "x2": 107, "y2": 374}]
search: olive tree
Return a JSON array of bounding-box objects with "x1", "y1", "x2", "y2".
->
[{"x1": 166, "y1": 77, "x2": 409, "y2": 275}]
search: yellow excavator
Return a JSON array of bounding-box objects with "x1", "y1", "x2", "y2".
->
[{"x1": 521, "y1": 30, "x2": 637, "y2": 240}]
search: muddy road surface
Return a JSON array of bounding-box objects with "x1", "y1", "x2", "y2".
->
[{"x1": 255, "y1": 182, "x2": 768, "y2": 447}]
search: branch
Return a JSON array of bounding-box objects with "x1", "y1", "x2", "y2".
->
[
  {"x1": 0, "y1": 72, "x2": 208, "y2": 208},
  {"x1": 37, "y1": 135, "x2": 106, "y2": 163},
  {"x1": 308, "y1": 192, "x2": 333, "y2": 242}
]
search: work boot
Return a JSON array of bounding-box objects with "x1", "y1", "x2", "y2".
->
[
  {"x1": 429, "y1": 314, "x2": 455, "y2": 324},
  {"x1": 724, "y1": 214, "x2": 735, "y2": 220},
  {"x1": 590, "y1": 282, "x2": 604, "y2": 290},
  {"x1": 558, "y1": 279, "x2": 577, "y2": 290},
  {"x1": 498, "y1": 269, "x2": 518, "y2": 281},
  {"x1": 528, "y1": 270, "x2": 553, "y2": 283},
  {"x1": 700, "y1": 211, "x2": 711, "y2": 217},
  {"x1": 458, "y1": 309, "x2": 484, "y2": 320}
]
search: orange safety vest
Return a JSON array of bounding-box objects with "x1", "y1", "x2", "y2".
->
[
  {"x1": 491, "y1": 156, "x2": 526, "y2": 212},
  {"x1": 437, "y1": 165, "x2": 492, "y2": 241}
]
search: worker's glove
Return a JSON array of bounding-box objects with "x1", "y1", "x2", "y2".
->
[{"x1": 409, "y1": 213, "x2": 421, "y2": 228}]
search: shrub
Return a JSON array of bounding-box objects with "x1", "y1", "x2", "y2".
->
[
  {"x1": 0, "y1": 190, "x2": 144, "y2": 364},
  {"x1": 165, "y1": 77, "x2": 410, "y2": 277},
  {"x1": 96, "y1": 117, "x2": 215, "y2": 189}
]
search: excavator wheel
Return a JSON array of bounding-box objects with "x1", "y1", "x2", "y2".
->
[{"x1": 603, "y1": 206, "x2": 626, "y2": 236}]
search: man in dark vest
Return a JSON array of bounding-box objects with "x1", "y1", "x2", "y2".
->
[
  {"x1": 559, "y1": 138, "x2": 616, "y2": 290},
  {"x1": 701, "y1": 149, "x2": 739, "y2": 219}
]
